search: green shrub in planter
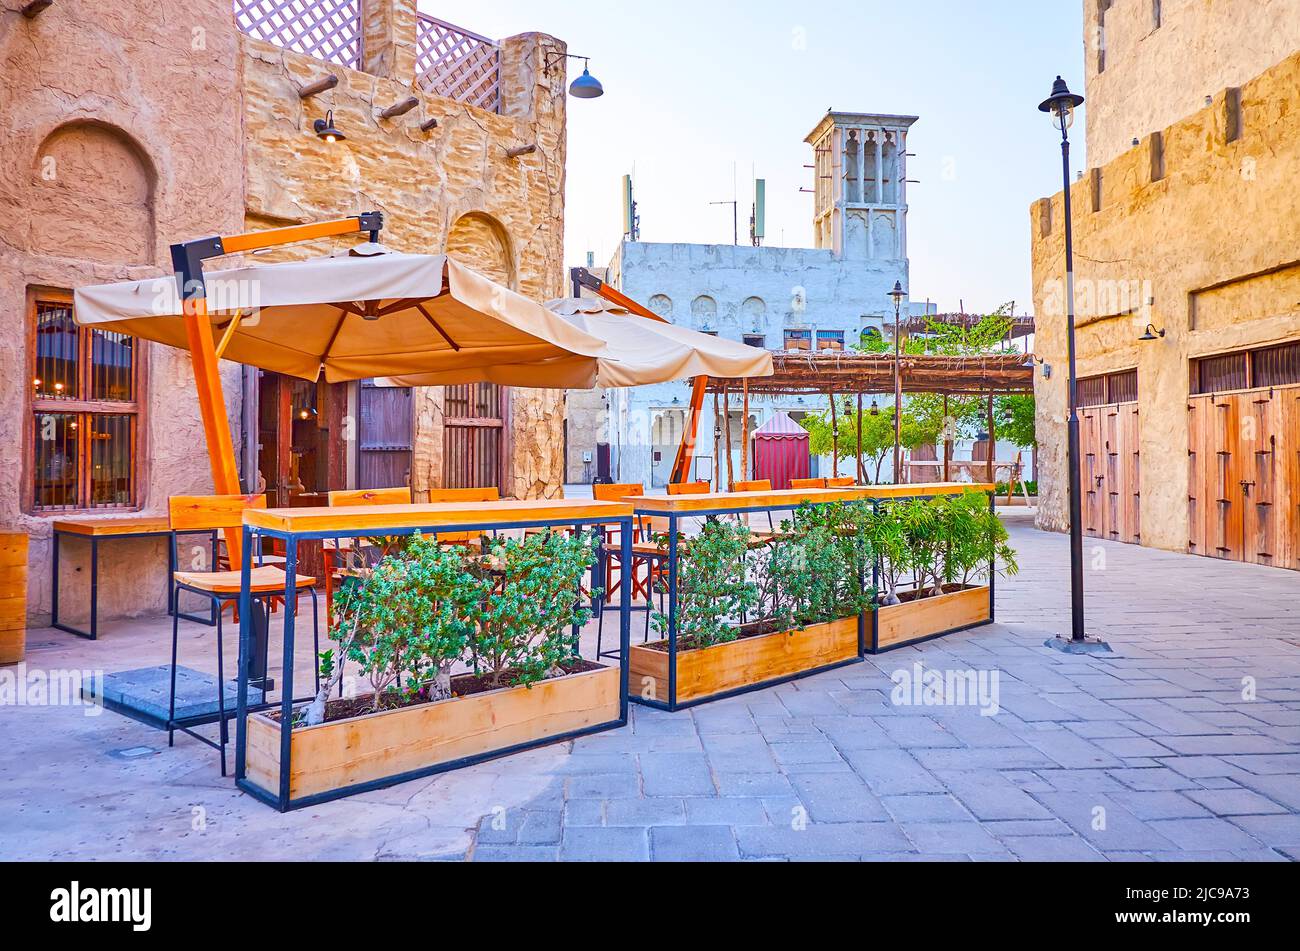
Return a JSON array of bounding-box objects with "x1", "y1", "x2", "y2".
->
[
  {"x1": 762, "y1": 502, "x2": 876, "y2": 632},
  {"x1": 472, "y1": 531, "x2": 598, "y2": 690},
  {"x1": 650, "y1": 519, "x2": 759, "y2": 650}
]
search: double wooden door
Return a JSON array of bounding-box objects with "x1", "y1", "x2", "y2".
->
[
  {"x1": 1188, "y1": 384, "x2": 1300, "y2": 569},
  {"x1": 443, "y1": 383, "x2": 507, "y2": 491},
  {"x1": 1079, "y1": 402, "x2": 1142, "y2": 545}
]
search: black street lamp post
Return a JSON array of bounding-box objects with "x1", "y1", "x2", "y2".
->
[
  {"x1": 1040, "y1": 76, "x2": 1111, "y2": 654},
  {"x1": 890, "y1": 281, "x2": 906, "y2": 484}
]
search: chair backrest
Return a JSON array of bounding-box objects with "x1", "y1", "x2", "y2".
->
[
  {"x1": 169, "y1": 495, "x2": 267, "y2": 532},
  {"x1": 593, "y1": 483, "x2": 643, "y2": 503},
  {"x1": 827, "y1": 477, "x2": 857, "y2": 488},
  {"x1": 428, "y1": 487, "x2": 500, "y2": 503},
  {"x1": 731, "y1": 480, "x2": 773, "y2": 493},
  {"x1": 668, "y1": 482, "x2": 711, "y2": 496},
  {"x1": 328, "y1": 487, "x2": 413, "y2": 508},
  {"x1": 790, "y1": 478, "x2": 828, "y2": 491}
]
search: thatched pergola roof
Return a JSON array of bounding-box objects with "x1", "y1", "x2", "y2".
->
[{"x1": 705, "y1": 351, "x2": 1035, "y2": 398}]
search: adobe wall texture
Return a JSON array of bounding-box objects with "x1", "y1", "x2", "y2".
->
[
  {"x1": 0, "y1": 0, "x2": 246, "y2": 622},
  {"x1": 1085, "y1": 0, "x2": 1300, "y2": 166},
  {"x1": 1030, "y1": 48, "x2": 1300, "y2": 551},
  {"x1": 1, "y1": 1, "x2": 570, "y2": 624},
  {"x1": 239, "y1": 23, "x2": 569, "y2": 501}
]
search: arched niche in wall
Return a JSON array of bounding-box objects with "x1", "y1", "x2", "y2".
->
[
  {"x1": 29, "y1": 120, "x2": 156, "y2": 264},
  {"x1": 445, "y1": 211, "x2": 517, "y2": 290},
  {"x1": 648, "y1": 294, "x2": 674, "y2": 319},
  {"x1": 691, "y1": 295, "x2": 718, "y2": 329},
  {"x1": 741, "y1": 296, "x2": 767, "y2": 331},
  {"x1": 881, "y1": 133, "x2": 899, "y2": 204}
]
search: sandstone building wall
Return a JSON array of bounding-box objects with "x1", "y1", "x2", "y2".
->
[
  {"x1": 1, "y1": 0, "x2": 569, "y2": 622},
  {"x1": 1030, "y1": 44, "x2": 1300, "y2": 553}
]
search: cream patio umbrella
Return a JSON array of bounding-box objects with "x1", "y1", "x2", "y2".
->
[
  {"x1": 73, "y1": 249, "x2": 612, "y2": 384},
  {"x1": 377, "y1": 296, "x2": 774, "y2": 390}
]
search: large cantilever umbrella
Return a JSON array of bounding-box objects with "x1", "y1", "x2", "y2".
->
[
  {"x1": 73, "y1": 249, "x2": 612, "y2": 384},
  {"x1": 379, "y1": 296, "x2": 774, "y2": 390}
]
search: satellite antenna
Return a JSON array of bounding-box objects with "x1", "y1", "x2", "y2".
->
[
  {"x1": 750, "y1": 179, "x2": 766, "y2": 247},
  {"x1": 622, "y1": 174, "x2": 640, "y2": 242}
]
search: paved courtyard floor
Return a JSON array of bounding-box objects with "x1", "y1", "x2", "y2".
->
[{"x1": 2, "y1": 510, "x2": 1298, "y2": 862}]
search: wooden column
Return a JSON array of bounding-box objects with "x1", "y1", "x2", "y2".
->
[
  {"x1": 830, "y1": 391, "x2": 839, "y2": 479},
  {"x1": 713, "y1": 391, "x2": 722, "y2": 492},
  {"x1": 856, "y1": 392, "x2": 865, "y2": 484},
  {"x1": 986, "y1": 394, "x2": 996, "y2": 484},
  {"x1": 722, "y1": 384, "x2": 734, "y2": 491},
  {"x1": 943, "y1": 394, "x2": 952, "y2": 483},
  {"x1": 741, "y1": 380, "x2": 751, "y2": 482}
]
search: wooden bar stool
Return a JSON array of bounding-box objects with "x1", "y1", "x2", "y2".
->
[
  {"x1": 167, "y1": 495, "x2": 319, "y2": 776},
  {"x1": 790, "y1": 478, "x2": 828, "y2": 490},
  {"x1": 324, "y1": 487, "x2": 413, "y2": 629}
]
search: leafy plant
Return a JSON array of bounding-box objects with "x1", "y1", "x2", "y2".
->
[
  {"x1": 651, "y1": 519, "x2": 758, "y2": 650},
  {"x1": 761, "y1": 502, "x2": 876, "y2": 629},
  {"x1": 471, "y1": 531, "x2": 597, "y2": 690},
  {"x1": 303, "y1": 534, "x2": 483, "y2": 725},
  {"x1": 867, "y1": 492, "x2": 1019, "y2": 602}
]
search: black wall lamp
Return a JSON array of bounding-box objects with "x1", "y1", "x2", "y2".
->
[
  {"x1": 1139, "y1": 324, "x2": 1167, "y2": 341},
  {"x1": 313, "y1": 110, "x2": 345, "y2": 143}
]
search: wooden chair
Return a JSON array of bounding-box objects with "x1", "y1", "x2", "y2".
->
[
  {"x1": 428, "y1": 487, "x2": 500, "y2": 547},
  {"x1": 827, "y1": 477, "x2": 857, "y2": 488},
  {"x1": 167, "y1": 495, "x2": 318, "y2": 776},
  {"x1": 730, "y1": 480, "x2": 772, "y2": 493},
  {"x1": 790, "y1": 478, "x2": 828, "y2": 490},
  {"x1": 668, "y1": 482, "x2": 711, "y2": 496},
  {"x1": 323, "y1": 487, "x2": 414, "y2": 627}
]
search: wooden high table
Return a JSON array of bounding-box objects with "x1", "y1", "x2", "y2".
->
[
  {"x1": 232, "y1": 498, "x2": 637, "y2": 812},
  {"x1": 51, "y1": 516, "x2": 219, "y2": 640}
]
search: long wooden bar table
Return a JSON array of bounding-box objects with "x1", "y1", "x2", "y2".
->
[
  {"x1": 51, "y1": 516, "x2": 220, "y2": 640},
  {"x1": 234, "y1": 498, "x2": 636, "y2": 812}
]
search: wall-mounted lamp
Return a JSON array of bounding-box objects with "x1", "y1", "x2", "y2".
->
[
  {"x1": 1139, "y1": 324, "x2": 1167, "y2": 342},
  {"x1": 506, "y1": 144, "x2": 538, "y2": 159},
  {"x1": 22, "y1": 0, "x2": 54, "y2": 18},
  {"x1": 378, "y1": 97, "x2": 419, "y2": 120},
  {"x1": 298, "y1": 75, "x2": 339, "y2": 99},
  {"x1": 544, "y1": 51, "x2": 605, "y2": 99},
  {"x1": 313, "y1": 110, "x2": 345, "y2": 143}
]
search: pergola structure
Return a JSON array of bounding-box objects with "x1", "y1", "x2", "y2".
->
[{"x1": 699, "y1": 351, "x2": 1036, "y2": 488}]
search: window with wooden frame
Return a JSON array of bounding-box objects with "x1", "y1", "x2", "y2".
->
[
  {"x1": 27, "y1": 290, "x2": 144, "y2": 514},
  {"x1": 742, "y1": 333, "x2": 766, "y2": 349},
  {"x1": 1077, "y1": 369, "x2": 1138, "y2": 407},
  {"x1": 1191, "y1": 341, "x2": 1300, "y2": 394},
  {"x1": 784, "y1": 329, "x2": 812, "y2": 352},
  {"x1": 817, "y1": 330, "x2": 846, "y2": 352}
]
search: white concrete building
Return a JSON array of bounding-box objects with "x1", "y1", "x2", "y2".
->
[{"x1": 568, "y1": 111, "x2": 934, "y2": 488}]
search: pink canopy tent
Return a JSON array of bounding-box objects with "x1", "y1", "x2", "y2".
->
[{"x1": 753, "y1": 411, "x2": 811, "y2": 491}]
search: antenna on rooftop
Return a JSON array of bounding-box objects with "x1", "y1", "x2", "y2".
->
[{"x1": 622, "y1": 174, "x2": 640, "y2": 242}]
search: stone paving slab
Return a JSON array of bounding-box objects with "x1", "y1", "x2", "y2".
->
[{"x1": 2, "y1": 510, "x2": 1297, "y2": 862}]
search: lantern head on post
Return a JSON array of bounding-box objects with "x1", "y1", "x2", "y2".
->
[{"x1": 1039, "y1": 76, "x2": 1085, "y2": 133}]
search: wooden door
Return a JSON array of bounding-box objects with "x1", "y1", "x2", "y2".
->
[
  {"x1": 1079, "y1": 402, "x2": 1140, "y2": 544},
  {"x1": 255, "y1": 372, "x2": 347, "y2": 579},
  {"x1": 443, "y1": 383, "x2": 507, "y2": 491},
  {"x1": 357, "y1": 381, "x2": 413, "y2": 491},
  {"x1": 1190, "y1": 384, "x2": 1300, "y2": 569}
]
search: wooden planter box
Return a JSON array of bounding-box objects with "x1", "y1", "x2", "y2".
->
[
  {"x1": 629, "y1": 615, "x2": 860, "y2": 708},
  {"x1": 0, "y1": 534, "x2": 28, "y2": 666},
  {"x1": 874, "y1": 584, "x2": 991, "y2": 652},
  {"x1": 245, "y1": 665, "x2": 621, "y2": 805}
]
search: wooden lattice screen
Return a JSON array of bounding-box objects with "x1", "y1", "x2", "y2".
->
[
  {"x1": 233, "y1": 0, "x2": 363, "y2": 69},
  {"x1": 415, "y1": 14, "x2": 501, "y2": 113}
]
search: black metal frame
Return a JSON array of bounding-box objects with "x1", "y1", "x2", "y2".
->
[
  {"x1": 865, "y1": 490, "x2": 998, "y2": 655},
  {"x1": 627, "y1": 497, "x2": 871, "y2": 713},
  {"x1": 234, "y1": 512, "x2": 633, "y2": 813},
  {"x1": 626, "y1": 489, "x2": 1003, "y2": 707},
  {"x1": 51, "y1": 526, "x2": 218, "y2": 640}
]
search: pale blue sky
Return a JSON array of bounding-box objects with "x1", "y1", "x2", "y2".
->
[{"x1": 424, "y1": 1, "x2": 1087, "y2": 314}]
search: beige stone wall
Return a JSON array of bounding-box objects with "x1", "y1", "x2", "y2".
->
[
  {"x1": 1086, "y1": 0, "x2": 1300, "y2": 167},
  {"x1": 0, "y1": 0, "x2": 246, "y2": 621},
  {"x1": 1030, "y1": 49, "x2": 1300, "y2": 551},
  {"x1": 240, "y1": 23, "x2": 569, "y2": 500}
]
